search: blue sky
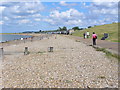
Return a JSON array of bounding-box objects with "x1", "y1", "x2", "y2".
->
[{"x1": 0, "y1": 0, "x2": 118, "y2": 33}]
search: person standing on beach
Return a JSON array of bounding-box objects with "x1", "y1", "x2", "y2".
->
[
  {"x1": 21, "y1": 38, "x2": 23, "y2": 40},
  {"x1": 83, "y1": 33, "x2": 86, "y2": 39},
  {"x1": 86, "y1": 31, "x2": 90, "y2": 38},
  {"x1": 92, "y1": 32, "x2": 97, "y2": 45}
]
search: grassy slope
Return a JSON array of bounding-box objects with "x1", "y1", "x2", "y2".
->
[{"x1": 72, "y1": 23, "x2": 119, "y2": 42}]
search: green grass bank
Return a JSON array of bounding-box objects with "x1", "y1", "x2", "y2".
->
[{"x1": 72, "y1": 23, "x2": 119, "y2": 42}]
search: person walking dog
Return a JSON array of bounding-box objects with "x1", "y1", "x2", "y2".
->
[{"x1": 92, "y1": 32, "x2": 97, "y2": 45}]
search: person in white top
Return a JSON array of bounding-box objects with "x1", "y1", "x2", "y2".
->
[
  {"x1": 86, "y1": 31, "x2": 90, "y2": 38},
  {"x1": 21, "y1": 38, "x2": 23, "y2": 40}
]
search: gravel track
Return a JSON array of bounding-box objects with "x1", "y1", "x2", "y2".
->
[{"x1": 1, "y1": 35, "x2": 118, "y2": 88}]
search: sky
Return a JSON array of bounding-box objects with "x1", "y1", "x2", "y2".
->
[{"x1": 0, "y1": 0, "x2": 119, "y2": 33}]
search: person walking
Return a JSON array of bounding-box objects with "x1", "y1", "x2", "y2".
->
[
  {"x1": 86, "y1": 31, "x2": 90, "y2": 38},
  {"x1": 92, "y1": 32, "x2": 97, "y2": 45}
]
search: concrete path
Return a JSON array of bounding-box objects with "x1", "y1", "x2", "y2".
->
[{"x1": 66, "y1": 35, "x2": 119, "y2": 55}]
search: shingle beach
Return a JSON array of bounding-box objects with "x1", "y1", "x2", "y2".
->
[{"x1": 0, "y1": 34, "x2": 118, "y2": 88}]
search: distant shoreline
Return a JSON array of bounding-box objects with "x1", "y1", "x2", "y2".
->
[
  {"x1": 0, "y1": 34, "x2": 33, "y2": 43},
  {"x1": 0, "y1": 33, "x2": 20, "y2": 34},
  {"x1": 0, "y1": 33, "x2": 48, "y2": 46},
  {"x1": 0, "y1": 33, "x2": 43, "y2": 36}
]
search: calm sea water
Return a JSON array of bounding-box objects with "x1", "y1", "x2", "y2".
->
[{"x1": 0, "y1": 34, "x2": 32, "y2": 42}]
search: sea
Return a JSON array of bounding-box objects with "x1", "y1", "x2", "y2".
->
[{"x1": 0, "y1": 34, "x2": 32, "y2": 42}]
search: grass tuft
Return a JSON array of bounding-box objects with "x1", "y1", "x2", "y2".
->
[
  {"x1": 98, "y1": 76, "x2": 106, "y2": 79},
  {"x1": 76, "y1": 40, "x2": 81, "y2": 42},
  {"x1": 37, "y1": 51, "x2": 46, "y2": 54},
  {"x1": 64, "y1": 80, "x2": 72, "y2": 83},
  {"x1": 93, "y1": 46, "x2": 120, "y2": 61}
]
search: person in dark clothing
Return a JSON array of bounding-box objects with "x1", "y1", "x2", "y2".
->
[
  {"x1": 92, "y1": 32, "x2": 97, "y2": 45},
  {"x1": 83, "y1": 33, "x2": 86, "y2": 39}
]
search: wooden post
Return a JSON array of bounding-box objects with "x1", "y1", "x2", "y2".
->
[
  {"x1": 0, "y1": 48, "x2": 4, "y2": 58},
  {"x1": 48, "y1": 47, "x2": 53, "y2": 52},
  {"x1": 24, "y1": 47, "x2": 29, "y2": 55},
  {"x1": 31, "y1": 37, "x2": 33, "y2": 42},
  {"x1": 24, "y1": 39, "x2": 25, "y2": 43}
]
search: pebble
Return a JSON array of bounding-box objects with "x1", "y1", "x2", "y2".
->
[{"x1": 2, "y1": 35, "x2": 118, "y2": 88}]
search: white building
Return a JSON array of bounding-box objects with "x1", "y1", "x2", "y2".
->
[{"x1": 68, "y1": 29, "x2": 75, "y2": 35}]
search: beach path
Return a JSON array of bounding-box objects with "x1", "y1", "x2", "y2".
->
[
  {"x1": 1, "y1": 35, "x2": 118, "y2": 88},
  {"x1": 67, "y1": 35, "x2": 118, "y2": 55}
]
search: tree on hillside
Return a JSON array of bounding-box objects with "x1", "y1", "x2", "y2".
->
[
  {"x1": 62, "y1": 26, "x2": 67, "y2": 31},
  {"x1": 72, "y1": 26, "x2": 80, "y2": 30},
  {"x1": 58, "y1": 27, "x2": 62, "y2": 31},
  {"x1": 39, "y1": 30, "x2": 42, "y2": 32},
  {"x1": 88, "y1": 26, "x2": 92, "y2": 28},
  {"x1": 57, "y1": 26, "x2": 67, "y2": 31}
]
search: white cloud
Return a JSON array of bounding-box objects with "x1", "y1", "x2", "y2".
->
[
  {"x1": 34, "y1": 18, "x2": 41, "y2": 21},
  {"x1": 3, "y1": 1, "x2": 44, "y2": 17},
  {"x1": 26, "y1": 10, "x2": 36, "y2": 14},
  {"x1": 0, "y1": 6, "x2": 6, "y2": 13},
  {"x1": 0, "y1": 0, "x2": 41, "y2": 3},
  {"x1": 8, "y1": 5, "x2": 20, "y2": 14},
  {"x1": 21, "y1": 2, "x2": 44, "y2": 12},
  {"x1": 56, "y1": 7, "x2": 61, "y2": 10},
  {"x1": 60, "y1": 1, "x2": 67, "y2": 6},
  {"x1": 18, "y1": 19, "x2": 30, "y2": 24},
  {"x1": 32, "y1": 14, "x2": 41, "y2": 17},
  {"x1": 92, "y1": 0, "x2": 119, "y2": 2},
  {"x1": 82, "y1": 2, "x2": 86, "y2": 6},
  {"x1": 90, "y1": 2, "x2": 118, "y2": 18},
  {"x1": 0, "y1": 1, "x2": 118, "y2": 30},
  {"x1": 0, "y1": 21, "x2": 4, "y2": 25},
  {"x1": 4, "y1": 16, "x2": 9, "y2": 20},
  {"x1": 92, "y1": 8, "x2": 117, "y2": 15},
  {"x1": 44, "y1": 18, "x2": 55, "y2": 24},
  {"x1": 44, "y1": 2, "x2": 118, "y2": 27},
  {"x1": 92, "y1": 2, "x2": 118, "y2": 8},
  {"x1": 59, "y1": 1, "x2": 77, "y2": 6},
  {"x1": 85, "y1": 2, "x2": 118, "y2": 26},
  {"x1": 68, "y1": 9, "x2": 84, "y2": 17},
  {"x1": 50, "y1": 9, "x2": 83, "y2": 19},
  {"x1": 13, "y1": 16, "x2": 26, "y2": 19},
  {"x1": 65, "y1": 19, "x2": 82, "y2": 25},
  {"x1": 1, "y1": 1, "x2": 44, "y2": 25},
  {"x1": 89, "y1": 2, "x2": 118, "y2": 19},
  {"x1": 44, "y1": 9, "x2": 84, "y2": 26}
]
